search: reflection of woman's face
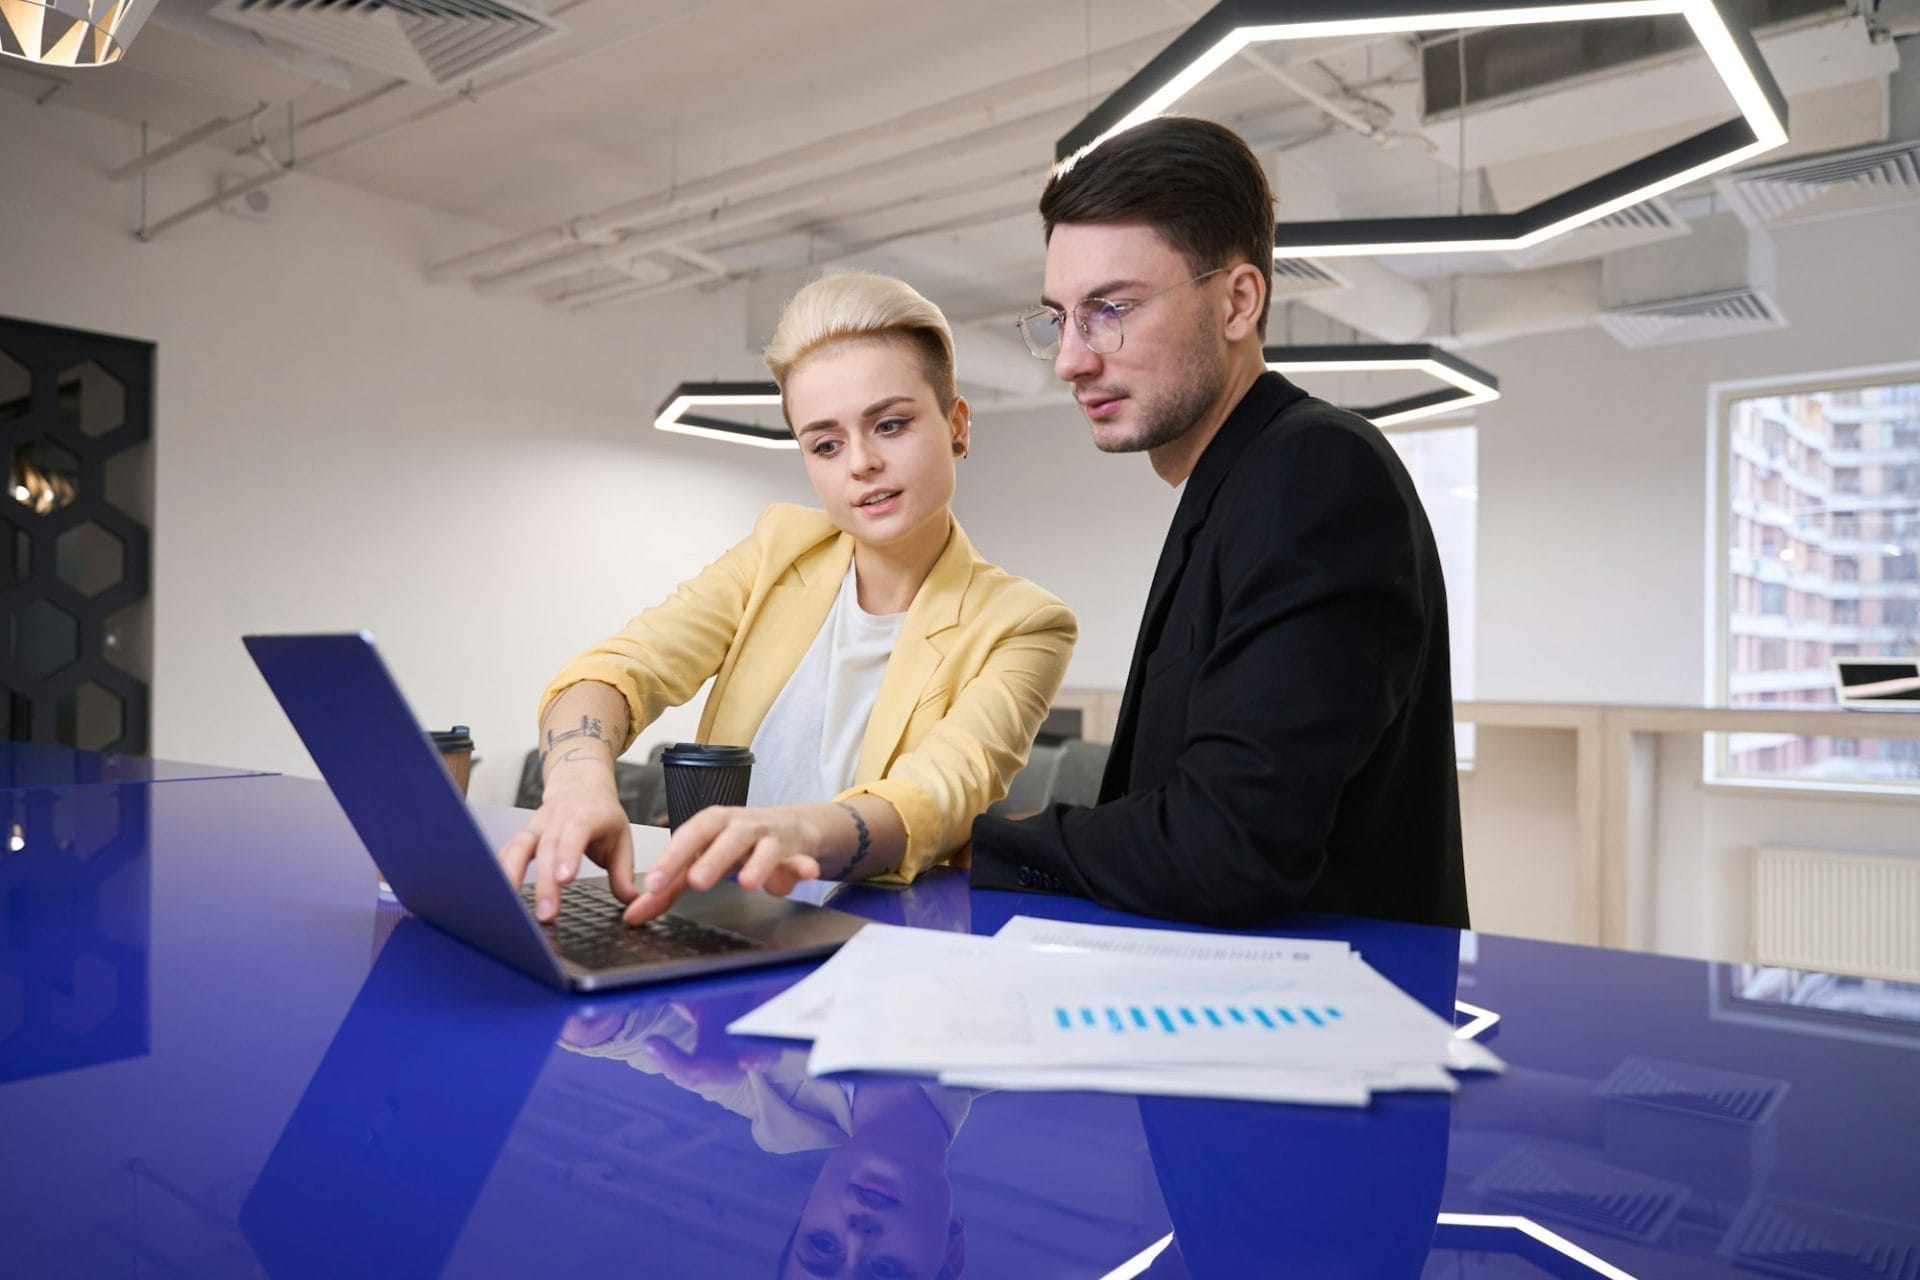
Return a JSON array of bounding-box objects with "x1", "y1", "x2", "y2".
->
[
  {"x1": 784, "y1": 338, "x2": 966, "y2": 554},
  {"x1": 786, "y1": 1134, "x2": 956, "y2": 1279}
]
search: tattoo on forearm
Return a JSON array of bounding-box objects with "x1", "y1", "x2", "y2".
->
[
  {"x1": 541, "y1": 714, "x2": 612, "y2": 775},
  {"x1": 836, "y1": 801, "x2": 872, "y2": 878},
  {"x1": 547, "y1": 715, "x2": 607, "y2": 752}
]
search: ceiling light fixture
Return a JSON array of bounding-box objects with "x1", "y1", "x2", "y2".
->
[
  {"x1": 0, "y1": 0, "x2": 160, "y2": 67},
  {"x1": 653, "y1": 382, "x2": 795, "y2": 450},
  {"x1": 1055, "y1": 0, "x2": 1787, "y2": 259},
  {"x1": 1264, "y1": 344, "x2": 1500, "y2": 427}
]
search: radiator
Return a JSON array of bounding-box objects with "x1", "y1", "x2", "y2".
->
[{"x1": 1751, "y1": 846, "x2": 1920, "y2": 983}]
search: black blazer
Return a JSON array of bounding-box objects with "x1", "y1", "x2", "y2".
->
[{"x1": 971, "y1": 373, "x2": 1467, "y2": 929}]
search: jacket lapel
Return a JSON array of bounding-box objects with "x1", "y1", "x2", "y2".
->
[
  {"x1": 703, "y1": 533, "x2": 850, "y2": 747},
  {"x1": 1101, "y1": 374, "x2": 1306, "y2": 799},
  {"x1": 852, "y1": 518, "x2": 973, "y2": 785}
]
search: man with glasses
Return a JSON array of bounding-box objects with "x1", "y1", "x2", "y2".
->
[{"x1": 969, "y1": 116, "x2": 1468, "y2": 929}]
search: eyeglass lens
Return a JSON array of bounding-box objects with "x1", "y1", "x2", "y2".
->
[{"x1": 1019, "y1": 301, "x2": 1123, "y2": 357}]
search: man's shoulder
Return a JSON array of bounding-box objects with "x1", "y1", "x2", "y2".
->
[
  {"x1": 1233, "y1": 393, "x2": 1402, "y2": 490},
  {"x1": 1256, "y1": 390, "x2": 1384, "y2": 448}
]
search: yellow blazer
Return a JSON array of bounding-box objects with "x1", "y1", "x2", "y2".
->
[{"x1": 541, "y1": 503, "x2": 1077, "y2": 880}]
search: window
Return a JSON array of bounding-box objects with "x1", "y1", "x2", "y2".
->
[
  {"x1": 1718, "y1": 367, "x2": 1920, "y2": 789},
  {"x1": 1388, "y1": 426, "x2": 1477, "y2": 767}
]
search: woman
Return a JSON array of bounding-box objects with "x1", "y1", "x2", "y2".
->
[
  {"x1": 500, "y1": 271, "x2": 1076, "y2": 925},
  {"x1": 561, "y1": 985, "x2": 974, "y2": 1278}
]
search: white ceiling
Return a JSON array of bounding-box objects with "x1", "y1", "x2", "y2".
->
[{"x1": 2, "y1": 0, "x2": 1914, "y2": 373}]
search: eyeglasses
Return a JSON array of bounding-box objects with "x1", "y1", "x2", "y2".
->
[{"x1": 1015, "y1": 268, "x2": 1227, "y2": 358}]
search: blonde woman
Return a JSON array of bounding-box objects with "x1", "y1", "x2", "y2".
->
[{"x1": 499, "y1": 272, "x2": 1077, "y2": 925}]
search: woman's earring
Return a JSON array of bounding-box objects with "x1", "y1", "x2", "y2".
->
[{"x1": 952, "y1": 441, "x2": 967, "y2": 458}]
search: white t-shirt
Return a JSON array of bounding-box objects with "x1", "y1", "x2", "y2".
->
[{"x1": 747, "y1": 563, "x2": 904, "y2": 807}]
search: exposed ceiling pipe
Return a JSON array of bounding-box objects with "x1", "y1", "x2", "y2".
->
[
  {"x1": 133, "y1": 0, "x2": 715, "y2": 241},
  {"x1": 1156, "y1": 0, "x2": 1388, "y2": 143},
  {"x1": 479, "y1": 102, "x2": 1074, "y2": 297},
  {"x1": 1293, "y1": 256, "x2": 1435, "y2": 341},
  {"x1": 1289, "y1": 259, "x2": 1601, "y2": 349},
  {"x1": 1417, "y1": 261, "x2": 1604, "y2": 347},
  {"x1": 553, "y1": 198, "x2": 1036, "y2": 312},
  {"x1": 472, "y1": 191, "x2": 833, "y2": 294},
  {"x1": 424, "y1": 28, "x2": 1184, "y2": 285},
  {"x1": 108, "y1": 107, "x2": 264, "y2": 180}
]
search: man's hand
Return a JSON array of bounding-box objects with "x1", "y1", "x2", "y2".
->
[
  {"x1": 497, "y1": 778, "x2": 638, "y2": 922},
  {"x1": 622, "y1": 803, "x2": 838, "y2": 924}
]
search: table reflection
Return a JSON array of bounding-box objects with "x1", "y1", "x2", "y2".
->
[{"x1": 0, "y1": 785, "x2": 150, "y2": 1084}]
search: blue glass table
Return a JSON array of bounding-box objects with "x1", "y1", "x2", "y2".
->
[
  {"x1": 0, "y1": 739, "x2": 275, "y2": 792},
  {"x1": 2, "y1": 765, "x2": 1914, "y2": 1278}
]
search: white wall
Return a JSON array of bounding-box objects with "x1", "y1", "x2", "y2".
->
[
  {"x1": 1473, "y1": 202, "x2": 1920, "y2": 704},
  {"x1": 1, "y1": 101, "x2": 815, "y2": 805}
]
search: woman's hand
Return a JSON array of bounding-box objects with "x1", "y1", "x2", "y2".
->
[
  {"x1": 497, "y1": 776, "x2": 639, "y2": 922},
  {"x1": 622, "y1": 802, "x2": 843, "y2": 924}
]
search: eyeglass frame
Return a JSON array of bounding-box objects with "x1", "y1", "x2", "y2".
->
[{"x1": 1015, "y1": 267, "x2": 1229, "y2": 359}]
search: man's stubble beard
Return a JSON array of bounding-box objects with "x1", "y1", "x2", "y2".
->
[{"x1": 1090, "y1": 320, "x2": 1230, "y2": 455}]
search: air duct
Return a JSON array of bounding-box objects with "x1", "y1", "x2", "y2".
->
[
  {"x1": 1716, "y1": 33, "x2": 1920, "y2": 228},
  {"x1": 1597, "y1": 213, "x2": 1786, "y2": 345}
]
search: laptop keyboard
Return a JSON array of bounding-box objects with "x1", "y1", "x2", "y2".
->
[{"x1": 519, "y1": 885, "x2": 762, "y2": 968}]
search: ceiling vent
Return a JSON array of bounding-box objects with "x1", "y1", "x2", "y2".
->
[
  {"x1": 1721, "y1": 1195, "x2": 1920, "y2": 1280},
  {"x1": 1599, "y1": 287, "x2": 1787, "y2": 346},
  {"x1": 208, "y1": 0, "x2": 565, "y2": 88},
  {"x1": 1716, "y1": 138, "x2": 1920, "y2": 228},
  {"x1": 1501, "y1": 197, "x2": 1689, "y2": 269},
  {"x1": 1269, "y1": 257, "x2": 1348, "y2": 301},
  {"x1": 1598, "y1": 211, "x2": 1785, "y2": 346}
]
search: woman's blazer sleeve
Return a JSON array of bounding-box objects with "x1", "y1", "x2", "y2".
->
[
  {"x1": 538, "y1": 519, "x2": 765, "y2": 753},
  {"x1": 843, "y1": 588, "x2": 1077, "y2": 881}
]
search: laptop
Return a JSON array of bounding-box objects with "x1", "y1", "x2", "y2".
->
[
  {"x1": 244, "y1": 632, "x2": 867, "y2": 991},
  {"x1": 1832, "y1": 657, "x2": 1920, "y2": 710}
]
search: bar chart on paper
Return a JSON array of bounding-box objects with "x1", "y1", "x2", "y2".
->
[
  {"x1": 1053, "y1": 1004, "x2": 1346, "y2": 1034},
  {"x1": 1009, "y1": 959, "x2": 1463, "y2": 1071}
]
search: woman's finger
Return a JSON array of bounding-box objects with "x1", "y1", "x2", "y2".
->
[
  {"x1": 736, "y1": 836, "x2": 789, "y2": 891},
  {"x1": 686, "y1": 819, "x2": 762, "y2": 892},
  {"x1": 761, "y1": 856, "x2": 818, "y2": 898},
  {"x1": 644, "y1": 806, "x2": 731, "y2": 895},
  {"x1": 496, "y1": 826, "x2": 538, "y2": 887}
]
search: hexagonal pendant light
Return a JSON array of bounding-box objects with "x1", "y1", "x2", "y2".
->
[
  {"x1": 1056, "y1": 0, "x2": 1789, "y2": 259},
  {"x1": 1264, "y1": 344, "x2": 1500, "y2": 427},
  {"x1": 653, "y1": 382, "x2": 796, "y2": 450}
]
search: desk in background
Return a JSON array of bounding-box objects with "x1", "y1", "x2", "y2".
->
[{"x1": 2, "y1": 758, "x2": 1915, "y2": 1278}]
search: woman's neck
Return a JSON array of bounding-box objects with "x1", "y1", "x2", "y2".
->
[{"x1": 852, "y1": 512, "x2": 951, "y2": 615}]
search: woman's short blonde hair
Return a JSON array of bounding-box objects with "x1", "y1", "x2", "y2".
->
[{"x1": 763, "y1": 271, "x2": 958, "y2": 417}]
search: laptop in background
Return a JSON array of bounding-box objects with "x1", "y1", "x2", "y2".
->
[
  {"x1": 245, "y1": 632, "x2": 866, "y2": 992},
  {"x1": 1832, "y1": 657, "x2": 1920, "y2": 710}
]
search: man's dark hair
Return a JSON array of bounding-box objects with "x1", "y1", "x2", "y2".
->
[{"x1": 1040, "y1": 116, "x2": 1275, "y2": 338}]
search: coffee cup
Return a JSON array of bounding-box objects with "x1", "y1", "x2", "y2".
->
[
  {"x1": 659, "y1": 742, "x2": 754, "y2": 830},
  {"x1": 428, "y1": 725, "x2": 474, "y2": 797}
]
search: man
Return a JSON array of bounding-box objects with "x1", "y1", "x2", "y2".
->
[{"x1": 969, "y1": 116, "x2": 1467, "y2": 929}]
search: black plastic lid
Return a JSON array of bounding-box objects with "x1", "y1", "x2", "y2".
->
[
  {"x1": 660, "y1": 742, "x2": 753, "y2": 767},
  {"x1": 428, "y1": 725, "x2": 473, "y2": 752}
]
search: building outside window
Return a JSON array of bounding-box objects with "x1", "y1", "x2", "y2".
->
[{"x1": 1719, "y1": 369, "x2": 1920, "y2": 786}]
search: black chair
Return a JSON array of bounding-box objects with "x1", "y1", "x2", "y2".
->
[
  {"x1": 1049, "y1": 737, "x2": 1110, "y2": 809},
  {"x1": 986, "y1": 740, "x2": 1065, "y2": 816}
]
